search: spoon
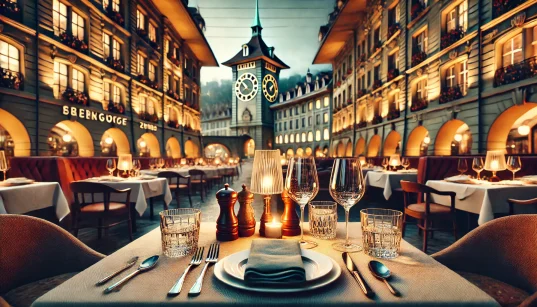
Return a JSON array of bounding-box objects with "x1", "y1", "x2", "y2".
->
[
  {"x1": 96, "y1": 256, "x2": 139, "y2": 286},
  {"x1": 368, "y1": 260, "x2": 400, "y2": 297},
  {"x1": 104, "y1": 255, "x2": 159, "y2": 293}
]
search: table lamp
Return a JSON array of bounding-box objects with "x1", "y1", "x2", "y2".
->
[
  {"x1": 484, "y1": 150, "x2": 506, "y2": 182},
  {"x1": 180, "y1": 158, "x2": 187, "y2": 166},
  {"x1": 250, "y1": 150, "x2": 284, "y2": 236},
  {"x1": 214, "y1": 157, "x2": 221, "y2": 166},
  {"x1": 359, "y1": 156, "x2": 366, "y2": 167},
  {"x1": 117, "y1": 154, "x2": 132, "y2": 176},
  {"x1": 389, "y1": 155, "x2": 401, "y2": 171}
]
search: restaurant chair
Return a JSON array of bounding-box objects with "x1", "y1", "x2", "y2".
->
[
  {"x1": 158, "y1": 171, "x2": 193, "y2": 209},
  {"x1": 433, "y1": 215, "x2": 537, "y2": 307},
  {"x1": 0, "y1": 215, "x2": 104, "y2": 307},
  {"x1": 188, "y1": 169, "x2": 207, "y2": 202},
  {"x1": 507, "y1": 197, "x2": 537, "y2": 216},
  {"x1": 400, "y1": 180, "x2": 458, "y2": 253},
  {"x1": 70, "y1": 182, "x2": 133, "y2": 241},
  {"x1": 207, "y1": 169, "x2": 224, "y2": 189}
]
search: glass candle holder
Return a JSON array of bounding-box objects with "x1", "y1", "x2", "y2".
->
[{"x1": 309, "y1": 201, "x2": 337, "y2": 240}]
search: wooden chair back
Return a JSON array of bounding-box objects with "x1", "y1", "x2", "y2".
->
[
  {"x1": 400, "y1": 180, "x2": 456, "y2": 214},
  {"x1": 188, "y1": 169, "x2": 207, "y2": 181},
  {"x1": 70, "y1": 182, "x2": 131, "y2": 212},
  {"x1": 158, "y1": 171, "x2": 191, "y2": 187},
  {"x1": 507, "y1": 198, "x2": 537, "y2": 216}
]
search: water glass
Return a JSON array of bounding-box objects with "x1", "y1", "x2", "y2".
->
[
  {"x1": 160, "y1": 208, "x2": 201, "y2": 258},
  {"x1": 360, "y1": 209, "x2": 403, "y2": 259},
  {"x1": 309, "y1": 201, "x2": 337, "y2": 240}
]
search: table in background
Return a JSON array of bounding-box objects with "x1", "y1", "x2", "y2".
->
[
  {"x1": 0, "y1": 182, "x2": 70, "y2": 221},
  {"x1": 426, "y1": 180, "x2": 537, "y2": 225},
  {"x1": 365, "y1": 171, "x2": 418, "y2": 200},
  {"x1": 141, "y1": 166, "x2": 238, "y2": 179},
  {"x1": 34, "y1": 222, "x2": 498, "y2": 307}
]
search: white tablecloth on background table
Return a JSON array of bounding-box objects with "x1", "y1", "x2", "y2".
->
[
  {"x1": 141, "y1": 166, "x2": 238, "y2": 179},
  {"x1": 426, "y1": 180, "x2": 537, "y2": 225},
  {"x1": 0, "y1": 182, "x2": 70, "y2": 221},
  {"x1": 81, "y1": 178, "x2": 172, "y2": 217},
  {"x1": 365, "y1": 171, "x2": 418, "y2": 200}
]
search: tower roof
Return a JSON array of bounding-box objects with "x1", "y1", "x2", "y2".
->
[{"x1": 252, "y1": 0, "x2": 262, "y2": 28}]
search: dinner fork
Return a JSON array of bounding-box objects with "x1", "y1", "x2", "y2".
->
[
  {"x1": 188, "y1": 243, "x2": 219, "y2": 296},
  {"x1": 167, "y1": 247, "x2": 204, "y2": 296}
]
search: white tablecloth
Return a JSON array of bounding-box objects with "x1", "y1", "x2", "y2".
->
[
  {"x1": 0, "y1": 182, "x2": 70, "y2": 221},
  {"x1": 426, "y1": 180, "x2": 537, "y2": 225},
  {"x1": 81, "y1": 178, "x2": 172, "y2": 216},
  {"x1": 141, "y1": 166, "x2": 237, "y2": 179},
  {"x1": 365, "y1": 171, "x2": 418, "y2": 200}
]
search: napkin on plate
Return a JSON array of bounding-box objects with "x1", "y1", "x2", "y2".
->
[{"x1": 244, "y1": 239, "x2": 306, "y2": 285}]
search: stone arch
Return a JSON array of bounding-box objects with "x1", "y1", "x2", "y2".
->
[
  {"x1": 0, "y1": 108, "x2": 31, "y2": 156},
  {"x1": 355, "y1": 137, "x2": 365, "y2": 156},
  {"x1": 139, "y1": 133, "x2": 160, "y2": 157},
  {"x1": 244, "y1": 138, "x2": 255, "y2": 157},
  {"x1": 336, "y1": 141, "x2": 345, "y2": 157},
  {"x1": 345, "y1": 142, "x2": 352, "y2": 156},
  {"x1": 286, "y1": 148, "x2": 294, "y2": 157},
  {"x1": 102, "y1": 128, "x2": 130, "y2": 156},
  {"x1": 383, "y1": 130, "x2": 401, "y2": 156},
  {"x1": 54, "y1": 120, "x2": 94, "y2": 157},
  {"x1": 434, "y1": 119, "x2": 469, "y2": 156},
  {"x1": 166, "y1": 137, "x2": 182, "y2": 158},
  {"x1": 487, "y1": 103, "x2": 537, "y2": 151},
  {"x1": 204, "y1": 143, "x2": 231, "y2": 159},
  {"x1": 367, "y1": 135, "x2": 381, "y2": 157},
  {"x1": 185, "y1": 139, "x2": 200, "y2": 158},
  {"x1": 305, "y1": 147, "x2": 312, "y2": 157},
  {"x1": 296, "y1": 148, "x2": 304, "y2": 157},
  {"x1": 406, "y1": 125, "x2": 429, "y2": 156}
]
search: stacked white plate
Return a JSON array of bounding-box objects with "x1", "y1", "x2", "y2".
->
[
  {"x1": 5, "y1": 177, "x2": 35, "y2": 185},
  {"x1": 214, "y1": 249, "x2": 341, "y2": 293}
]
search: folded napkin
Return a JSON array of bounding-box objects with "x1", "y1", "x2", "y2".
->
[
  {"x1": 444, "y1": 175, "x2": 476, "y2": 184},
  {"x1": 244, "y1": 239, "x2": 306, "y2": 285}
]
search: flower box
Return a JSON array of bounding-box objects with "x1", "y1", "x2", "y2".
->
[
  {"x1": 372, "y1": 79, "x2": 382, "y2": 90},
  {"x1": 167, "y1": 120, "x2": 180, "y2": 129},
  {"x1": 168, "y1": 56, "x2": 180, "y2": 66},
  {"x1": 336, "y1": 81, "x2": 342, "y2": 87},
  {"x1": 411, "y1": 98, "x2": 428, "y2": 112},
  {"x1": 371, "y1": 114, "x2": 383, "y2": 125},
  {"x1": 356, "y1": 89, "x2": 368, "y2": 99},
  {"x1": 59, "y1": 32, "x2": 88, "y2": 53},
  {"x1": 106, "y1": 101, "x2": 125, "y2": 114},
  {"x1": 106, "y1": 57, "x2": 124, "y2": 73},
  {"x1": 439, "y1": 85, "x2": 463, "y2": 104},
  {"x1": 441, "y1": 28, "x2": 464, "y2": 50},
  {"x1": 347, "y1": 68, "x2": 353, "y2": 75},
  {"x1": 0, "y1": 0, "x2": 21, "y2": 20},
  {"x1": 356, "y1": 122, "x2": 367, "y2": 128},
  {"x1": 166, "y1": 89, "x2": 180, "y2": 101},
  {"x1": 387, "y1": 108, "x2": 400, "y2": 120},
  {"x1": 493, "y1": 57, "x2": 537, "y2": 87},
  {"x1": 493, "y1": 0, "x2": 523, "y2": 18},
  {"x1": 0, "y1": 68, "x2": 24, "y2": 90},
  {"x1": 105, "y1": 6, "x2": 125, "y2": 26},
  {"x1": 62, "y1": 88, "x2": 89, "y2": 106},
  {"x1": 387, "y1": 23, "x2": 400, "y2": 39},
  {"x1": 387, "y1": 69, "x2": 400, "y2": 81},
  {"x1": 411, "y1": 51, "x2": 427, "y2": 67},
  {"x1": 137, "y1": 74, "x2": 159, "y2": 90},
  {"x1": 139, "y1": 112, "x2": 158, "y2": 123},
  {"x1": 411, "y1": 1, "x2": 426, "y2": 21}
]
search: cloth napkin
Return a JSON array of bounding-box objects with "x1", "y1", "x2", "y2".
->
[{"x1": 244, "y1": 239, "x2": 306, "y2": 285}]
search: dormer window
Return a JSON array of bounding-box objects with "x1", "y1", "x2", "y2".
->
[{"x1": 242, "y1": 44, "x2": 249, "y2": 57}]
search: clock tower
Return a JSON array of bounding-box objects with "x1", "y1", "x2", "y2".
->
[{"x1": 222, "y1": 0, "x2": 289, "y2": 150}]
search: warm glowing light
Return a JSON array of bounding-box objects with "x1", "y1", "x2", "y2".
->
[
  {"x1": 518, "y1": 125, "x2": 530, "y2": 136},
  {"x1": 104, "y1": 136, "x2": 114, "y2": 145},
  {"x1": 423, "y1": 136, "x2": 431, "y2": 144},
  {"x1": 463, "y1": 134, "x2": 469, "y2": 141},
  {"x1": 389, "y1": 155, "x2": 401, "y2": 167},
  {"x1": 214, "y1": 157, "x2": 221, "y2": 165},
  {"x1": 139, "y1": 140, "x2": 147, "y2": 148},
  {"x1": 62, "y1": 134, "x2": 72, "y2": 143},
  {"x1": 491, "y1": 160, "x2": 498, "y2": 170},
  {"x1": 454, "y1": 134, "x2": 463, "y2": 142},
  {"x1": 262, "y1": 176, "x2": 273, "y2": 189},
  {"x1": 181, "y1": 158, "x2": 187, "y2": 165}
]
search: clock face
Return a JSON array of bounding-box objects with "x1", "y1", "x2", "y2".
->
[
  {"x1": 262, "y1": 74, "x2": 278, "y2": 102},
  {"x1": 235, "y1": 73, "x2": 258, "y2": 101}
]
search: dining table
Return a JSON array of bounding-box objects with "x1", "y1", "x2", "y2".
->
[
  {"x1": 141, "y1": 166, "x2": 239, "y2": 179},
  {"x1": 365, "y1": 170, "x2": 418, "y2": 200},
  {"x1": 426, "y1": 180, "x2": 537, "y2": 225},
  {"x1": 33, "y1": 222, "x2": 499, "y2": 306},
  {"x1": 0, "y1": 182, "x2": 70, "y2": 221}
]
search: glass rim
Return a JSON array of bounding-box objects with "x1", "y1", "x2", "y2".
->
[
  {"x1": 309, "y1": 201, "x2": 337, "y2": 207},
  {"x1": 160, "y1": 208, "x2": 201, "y2": 217},
  {"x1": 360, "y1": 208, "x2": 403, "y2": 217}
]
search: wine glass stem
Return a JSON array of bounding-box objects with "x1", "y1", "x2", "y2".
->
[
  {"x1": 513, "y1": 171, "x2": 515, "y2": 181},
  {"x1": 345, "y1": 209, "x2": 350, "y2": 246},
  {"x1": 300, "y1": 205, "x2": 305, "y2": 242}
]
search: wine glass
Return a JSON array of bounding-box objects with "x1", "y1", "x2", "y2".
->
[
  {"x1": 457, "y1": 159, "x2": 468, "y2": 175},
  {"x1": 402, "y1": 158, "x2": 410, "y2": 170},
  {"x1": 472, "y1": 157, "x2": 484, "y2": 180},
  {"x1": 507, "y1": 156, "x2": 521, "y2": 180},
  {"x1": 381, "y1": 158, "x2": 389, "y2": 171},
  {"x1": 285, "y1": 157, "x2": 319, "y2": 249},
  {"x1": 329, "y1": 158, "x2": 366, "y2": 252},
  {"x1": 132, "y1": 159, "x2": 141, "y2": 177},
  {"x1": 149, "y1": 159, "x2": 156, "y2": 170},
  {"x1": 106, "y1": 159, "x2": 116, "y2": 176}
]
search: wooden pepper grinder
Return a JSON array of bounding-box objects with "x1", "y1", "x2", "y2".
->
[
  {"x1": 280, "y1": 189, "x2": 301, "y2": 236},
  {"x1": 215, "y1": 184, "x2": 239, "y2": 241},
  {"x1": 237, "y1": 184, "x2": 256, "y2": 237}
]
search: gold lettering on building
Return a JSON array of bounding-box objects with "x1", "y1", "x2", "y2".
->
[
  {"x1": 238, "y1": 62, "x2": 256, "y2": 71},
  {"x1": 62, "y1": 105, "x2": 128, "y2": 126},
  {"x1": 265, "y1": 63, "x2": 276, "y2": 73}
]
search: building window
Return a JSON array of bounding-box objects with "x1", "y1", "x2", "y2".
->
[
  {"x1": 290, "y1": 134, "x2": 295, "y2": 143},
  {"x1": 302, "y1": 105, "x2": 306, "y2": 113},
  {"x1": 324, "y1": 96, "x2": 329, "y2": 107},
  {"x1": 295, "y1": 106, "x2": 299, "y2": 115},
  {"x1": 72, "y1": 11, "x2": 85, "y2": 40},
  {"x1": 54, "y1": 62, "x2": 68, "y2": 93},
  {"x1": 307, "y1": 132, "x2": 313, "y2": 142},
  {"x1": 148, "y1": 23, "x2": 157, "y2": 42},
  {"x1": 502, "y1": 34, "x2": 523, "y2": 66},
  {"x1": 284, "y1": 122, "x2": 287, "y2": 130},
  {"x1": 308, "y1": 116, "x2": 312, "y2": 126},
  {"x1": 416, "y1": 79, "x2": 427, "y2": 100},
  {"x1": 446, "y1": 65, "x2": 456, "y2": 87},
  {"x1": 309, "y1": 102, "x2": 313, "y2": 110},
  {"x1": 323, "y1": 128, "x2": 329, "y2": 140},
  {"x1": 316, "y1": 114, "x2": 321, "y2": 125},
  {"x1": 72, "y1": 68, "x2": 84, "y2": 92},
  {"x1": 302, "y1": 118, "x2": 305, "y2": 127},
  {"x1": 102, "y1": 33, "x2": 110, "y2": 59},
  {"x1": 136, "y1": 9, "x2": 145, "y2": 30},
  {"x1": 301, "y1": 132, "x2": 306, "y2": 142},
  {"x1": 295, "y1": 119, "x2": 299, "y2": 128},
  {"x1": 315, "y1": 130, "x2": 321, "y2": 141},
  {"x1": 459, "y1": 60, "x2": 468, "y2": 94},
  {"x1": 148, "y1": 62, "x2": 156, "y2": 81},
  {"x1": 112, "y1": 39, "x2": 121, "y2": 60},
  {"x1": 137, "y1": 53, "x2": 145, "y2": 75},
  {"x1": 147, "y1": 99, "x2": 155, "y2": 115},
  {"x1": 52, "y1": 0, "x2": 68, "y2": 36},
  {"x1": 284, "y1": 135, "x2": 289, "y2": 144},
  {"x1": 448, "y1": 0, "x2": 467, "y2": 31},
  {"x1": 103, "y1": 0, "x2": 120, "y2": 12},
  {"x1": 242, "y1": 45, "x2": 249, "y2": 56},
  {"x1": 295, "y1": 133, "x2": 300, "y2": 143},
  {"x1": 316, "y1": 99, "x2": 321, "y2": 109},
  {"x1": 290, "y1": 120, "x2": 293, "y2": 129},
  {"x1": 104, "y1": 83, "x2": 121, "y2": 105},
  {"x1": 324, "y1": 113, "x2": 328, "y2": 123},
  {"x1": 415, "y1": 29, "x2": 428, "y2": 53},
  {"x1": 0, "y1": 40, "x2": 20, "y2": 73}
]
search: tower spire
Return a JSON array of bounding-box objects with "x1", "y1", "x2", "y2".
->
[{"x1": 251, "y1": 0, "x2": 263, "y2": 36}]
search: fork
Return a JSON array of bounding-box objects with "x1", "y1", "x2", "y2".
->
[
  {"x1": 188, "y1": 243, "x2": 219, "y2": 296},
  {"x1": 168, "y1": 247, "x2": 204, "y2": 296}
]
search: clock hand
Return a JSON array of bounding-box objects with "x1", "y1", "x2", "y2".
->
[
  {"x1": 269, "y1": 84, "x2": 274, "y2": 91},
  {"x1": 242, "y1": 83, "x2": 248, "y2": 90}
]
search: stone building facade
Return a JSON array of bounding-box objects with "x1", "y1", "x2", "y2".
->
[
  {"x1": 201, "y1": 106, "x2": 232, "y2": 136},
  {"x1": 0, "y1": 0, "x2": 217, "y2": 159},
  {"x1": 314, "y1": 0, "x2": 537, "y2": 158}
]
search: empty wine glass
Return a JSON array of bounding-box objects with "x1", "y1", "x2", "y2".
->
[
  {"x1": 106, "y1": 159, "x2": 116, "y2": 176},
  {"x1": 132, "y1": 159, "x2": 141, "y2": 177},
  {"x1": 0, "y1": 152, "x2": 9, "y2": 181},
  {"x1": 472, "y1": 157, "x2": 484, "y2": 180},
  {"x1": 507, "y1": 156, "x2": 521, "y2": 180},
  {"x1": 457, "y1": 159, "x2": 468, "y2": 175},
  {"x1": 329, "y1": 158, "x2": 366, "y2": 252},
  {"x1": 285, "y1": 157, "x2": 320, "y2": 249},
  {"x1": 402, "y1": 158, "x2": 411, "y2": 170},
  {"x1": 381, "y1": 158, "x2": 389, "y2": 171},
  {"x1": 149, "y1": 159, "x2": 156, "y2": 170}
]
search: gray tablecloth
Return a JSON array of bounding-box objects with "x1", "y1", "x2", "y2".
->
[
  {"x1": 426, "y1": 180, "x2": 537, "y2": 225},
  {"x1": 0, "y1": 182, "x2": 70, "y2": 221},
  {"x1": 33, "y1": 223, "x2": 498, "y2": 306},
  {"x1": 365, "y1": 171, "x2": 418, "y2": 200}
]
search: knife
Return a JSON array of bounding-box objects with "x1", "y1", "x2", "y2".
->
[{"x1": 342, "y1": 252, "x2": 375, "y2": 298}]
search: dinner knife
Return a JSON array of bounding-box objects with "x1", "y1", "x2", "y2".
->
[{"x1": 342, "y1": 252, "x2": 375, "y2": 298}]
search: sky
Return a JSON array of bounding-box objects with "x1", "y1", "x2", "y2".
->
[{"x1": 190, "y1": 0, "x2": 334, "y2": 84}]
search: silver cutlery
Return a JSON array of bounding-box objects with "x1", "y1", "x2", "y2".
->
[
  {"x1": 188, "y1": 243, "x2": 219, "y2": 296},
  {"x1": 104, "y1": 255, "x2": 159, "y2": 293},
  {"x1": 368, "y1": 260, "x2": 400, "y2": 297},
  {"x1": 96, "y1": 256, "x2": 139, "y2": 286},
  {"x1": 168, "y1": 247, "x2": 205, "y2": 296},
  {"x1": 342, "y1": 252, "x2": 375, "y2": 298}
]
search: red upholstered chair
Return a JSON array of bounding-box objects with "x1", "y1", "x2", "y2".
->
[
  {"x1": 433, "y1": 215, "x2": 537, "y2": 307},
  {"x1": 0, "y1": 215, "x2": 104, "y2": 307},
  {"x1": 8, "y1": 157, "x2": 62, "y2": 183}
]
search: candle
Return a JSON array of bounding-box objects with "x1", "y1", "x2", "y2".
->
[{"x1": 265, "y1": 220, "x2": 282, "y2": 238}]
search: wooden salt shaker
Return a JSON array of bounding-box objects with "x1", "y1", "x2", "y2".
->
[
  {"x1": 215, "y1": 184, "x2": 239, "y2": 241},
  {"x1": 237, "y1": 184, "x2": 256, "y2": 237}
]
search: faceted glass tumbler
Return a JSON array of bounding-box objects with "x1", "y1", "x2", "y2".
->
[
  {"x1": 160, "y1": 208, "x2": 201, "y2": 258},
  {"x1": 360, "y1": 208, "x2": 403, "y2": 259},
  {"x1": 309, "y1": 201, "x2": 337, "y2": 240}
]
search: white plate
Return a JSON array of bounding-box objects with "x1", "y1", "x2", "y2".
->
[
  {"x1": 222, "y1": 249, "x2": 333, "y2": 283},
  {"x1": 215, "y1": 257, "x2": 341, "y2": 293}
]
